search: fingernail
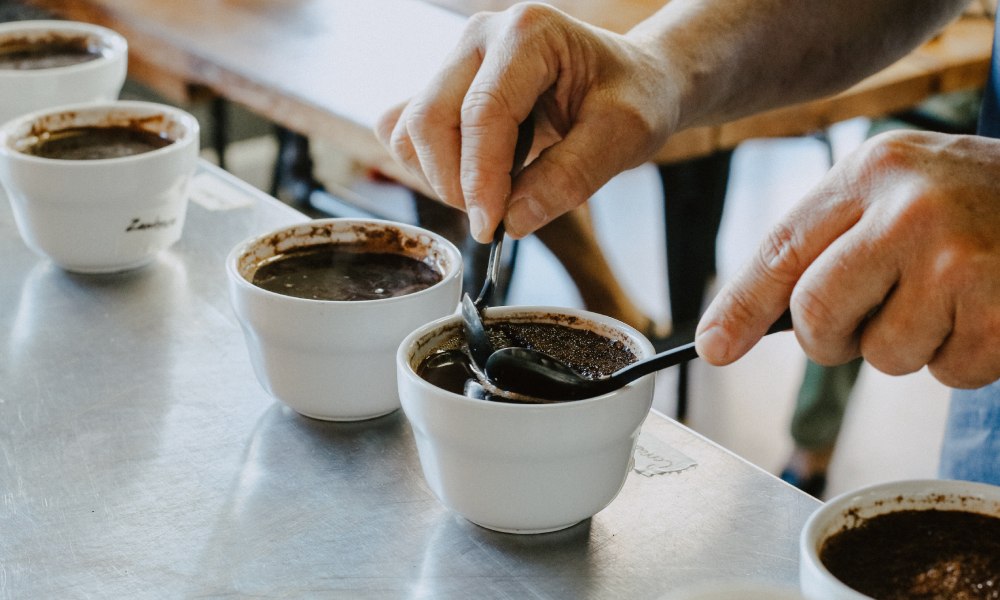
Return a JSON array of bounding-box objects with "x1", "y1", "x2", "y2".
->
[
  {"x1": 696, "y1": 325, "x2": 731, "y2": 363},
  {"x1": 468, "y1": 206, "x2": 486, "y2": 241},
  {"x1": 506, "y1": 196, "x2": 546, "y2": 237}
]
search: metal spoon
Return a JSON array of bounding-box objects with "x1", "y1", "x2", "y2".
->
[
  {"x1": 484, "y1": 309, "x2": 794, "y2": 401},
  {"x1": 461, "y1": 223, "x2": 507, "y2": 370},
  {"x1": 460, "y1": 118, "x2": 534, "y2": 370}
]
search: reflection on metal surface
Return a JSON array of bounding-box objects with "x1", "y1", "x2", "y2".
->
[{"x1": 0, "y1": 163, "x2": 819, "y2": 598}]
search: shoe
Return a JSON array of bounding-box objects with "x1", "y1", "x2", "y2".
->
[{"x1": 780, "y1": 468, "x2": 827, "y2": 499}]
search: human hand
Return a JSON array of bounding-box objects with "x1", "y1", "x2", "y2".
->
[
  {"x1": 375, "y1": 3, "x2": 676, "y2": 242},
  {"x1": 696, "y1": 129, "x2": 1000, "y2": 389}
]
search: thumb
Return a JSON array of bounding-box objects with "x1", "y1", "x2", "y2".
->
[{"x1": 696, "y1": 182, "x2": 863, "y2": 364}]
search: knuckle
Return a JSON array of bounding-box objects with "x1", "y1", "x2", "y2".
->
[
  {"x1": 404, "y1": 103, "x2": 445, "y2": 144},
  {"x1": 374, "y1": 109, "x2": 400, "y2": 147},
  {"x1": 924, "y1": 238, "x2": 993, "y2": 292},
  {"x1": 459, "y1": 156, "x2": 491, "y2": 201},
  {"x1": 388, "y1": 126, "x2": 416, "y2": 165},
  {"x1": 461, "y1": 87, "x2": 510, "y2": 128},
  {"x1": 757, "y1": 223, "x2": 807, "y2": 286},
  {"x1": 465, "y1": 11, "x2": 492, "y2": 31},
  {"x1": 789, "y1": 286, "x2": 839, "y2": 336},
  {"x1": 927, "y1": 362, "x2": 995, "y2": 390},
  {"x1": 862, "y1": 345, "x2": 922, "y2": 377},
  {"x1": 790, "y1": 286, "x2": 858, "y2": 365},
  {"x1": 537, "y1": 149, "x2": 599, "y2": 213},
  {"x1": 929, "y1": 317, "x2": 1000, "y2": 388},
  {"x1": 718, "y1": 288, "x2": 767, "y2": 333},
  {"x1": 460, "y1": 92, "x2": 513, "y2": 159},
  {"x1": 505, "y1": 2, "x2": 558, "y2": 31},
  {"x1": 858, "y1": 129, "x2": 925, "y2": 171},
  {"x1": 855, "y1": 317, "x2": 920, "y2": 375}
]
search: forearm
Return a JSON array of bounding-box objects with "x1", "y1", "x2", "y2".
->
[{"x1": 629, "y1": 0, "x2": 970, "y2": 131}]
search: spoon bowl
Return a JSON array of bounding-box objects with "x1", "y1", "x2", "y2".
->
[
  {"x1": 485, "y1": 309, "x2": 794, "y2": 401},
  {"x1": 461, "y1": 278, "x2": 497, "y2": 370}
]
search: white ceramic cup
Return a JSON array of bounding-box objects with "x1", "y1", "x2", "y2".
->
[
  {"x1": 799, "y1": 478, "x2": 1000, "y2": 599},
  {"x1": 0, "y1": 100, "x2": 199, "y2": 273},
  {"x1": 0, "y1": 20, "x2": 127, "y2": 125},
  {"x1": 397, "y1": 305, "x2": 656, "y2": 534},
  {"x1": 228, "y1": 218, "x2": 463, "y2": 422}
]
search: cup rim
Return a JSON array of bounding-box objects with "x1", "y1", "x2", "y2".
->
[
  {"x1": 0, "y1": 19, "x2": 127, "y2": 78},
  {"x1": 0, "y1": 100, "x2": 200, "y2": 165},
  {"x1": 799, "y1": 478, "x2": 1000, "y2": 598},
  {"x1": 226, "y1": 217, "x2": 464, "y2": 306},
  {"x1": 397, "y1": 304, "x2": 656, "y2": 410}
]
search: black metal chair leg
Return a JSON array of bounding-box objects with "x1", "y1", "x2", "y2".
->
[
  {"x1": 657, "y1": 149, "x2": 733, "y2": 422},
  {"x1": 211, "y1": 97, "x2": 229, "y2": 171},
  {"x1": 270, "y1": 126, "x2": 326, "y2": 215}
]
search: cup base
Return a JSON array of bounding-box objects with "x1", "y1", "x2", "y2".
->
[
  {"x1": 292, "y1": 405, "x2": 399, "y2": 422},
  {"x1": 468, "y1": 517, "x2": 585, "y2": 535},
  {"x1": 53, "y1": 254, "x2": 158, "y2": 274}
]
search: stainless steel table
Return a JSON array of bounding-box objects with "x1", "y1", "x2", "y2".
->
[{"x1": 0, "y1": 162, "x2": 819, "y2": 599}]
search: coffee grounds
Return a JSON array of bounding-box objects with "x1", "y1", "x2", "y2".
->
[
  {"x1": 486, "y1": 321, "x2": 635, "y2": 380},
  {"x1": 819, "y1": 508, "x2": 1000, "y2": 599},
  {"x1": 417, "y1": 320, "x2": 637, "y2": 402}
]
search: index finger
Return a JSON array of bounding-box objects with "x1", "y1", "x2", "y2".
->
[
  {"x1": 376, "y1": 21, "x2": 495, "y2": 213},
  {"x1": 458, "y1": 13, "x2": 559, "y2": 241},
  {"x1": 695, "y1": 172, "x2": 865, "y2": 364}
]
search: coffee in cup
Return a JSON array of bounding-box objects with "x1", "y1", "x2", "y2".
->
[
  {"x1": 227, "y1": 218, "x2": 463, "y2": 421},
  {"x1": 0, "y1": 20, "x2": 127, "y2": 125},
  {"x1": 800, "y1": 479, "x2": 1000, "y2": 600},
  {"x1": 819, "y1": 507, "x2": 1000, "y2": 598},
  {"x1": 416, "y1": 317, "x2": 637, "y2": 402},
  {"x1": 0, "y1": 100, "x2": 200, "y2": 273},
  {"x1": 0, "y1": 31, "x2": 103, "y2": 70},
  {"x1": 250, "y1": 241, "x2": 443, "y2": 301},
  {"x1": 20, "y1": 123, "x2": 173, "y2": 160},
  {"x1": 397, "y1": 306, "x2": 655, "y2": 533}
]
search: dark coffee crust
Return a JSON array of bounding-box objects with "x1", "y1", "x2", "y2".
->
[
  {"x1": 0, "y1": 33, "x2": 102, "y2": 70},
  {"x1": 820, "y1": 508, "x2": 1000, "y2": 599}
]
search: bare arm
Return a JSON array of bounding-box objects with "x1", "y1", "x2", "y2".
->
[{"x1": 636, "y1": 0, "x2": 968, "y2": 130}]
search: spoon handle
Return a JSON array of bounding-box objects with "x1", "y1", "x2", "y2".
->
[
  {"x1": 472, "y1": 118, "x2": 534, "y2": 309},
  {"x1": 511, "y1": 117, "x2": 534, "y2": 178},
  {"x1": 607, "y1": 342, "x2": 699, "y2": 384},
  {"x1": 474, "y1": 224, "x2": 505, "y2": 309},
  {"x1": 608, "y1": 308, "x2": 795, "y2": 385},
  {"x1": 463, "y1": 293, "x2": 494, "y2": 370}
]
